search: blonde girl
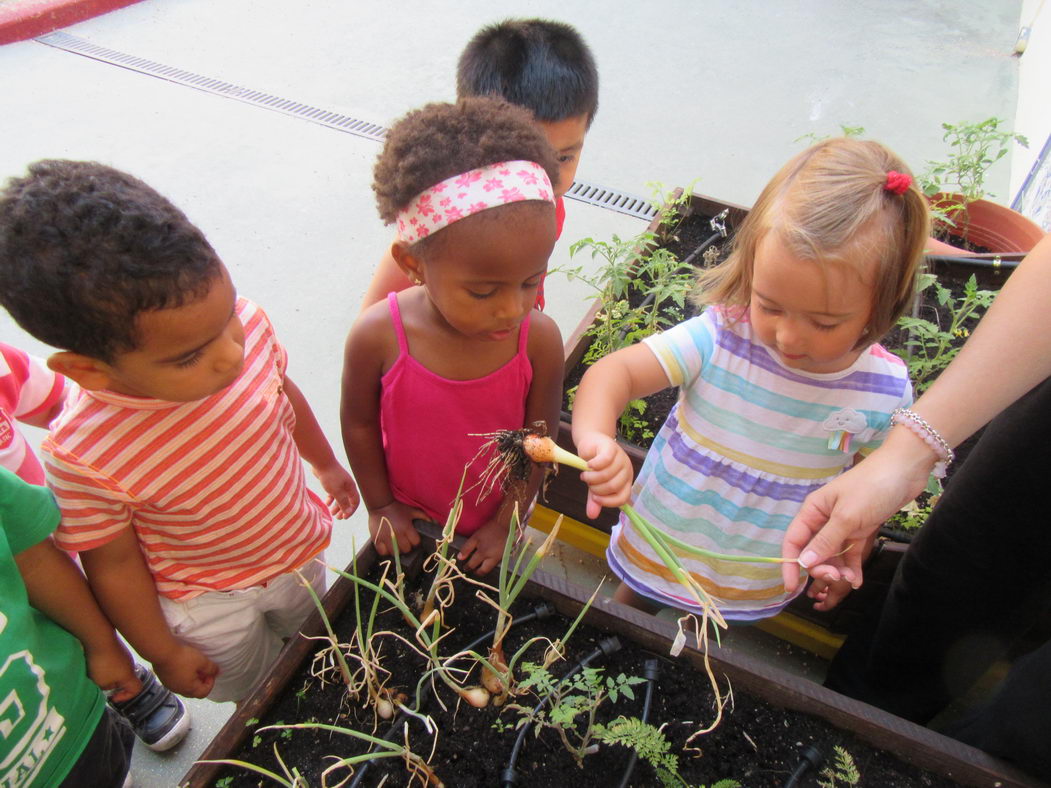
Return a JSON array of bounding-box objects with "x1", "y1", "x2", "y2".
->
[{"x1": 572, "y1": 137, "x2": 930, "y2": 620}]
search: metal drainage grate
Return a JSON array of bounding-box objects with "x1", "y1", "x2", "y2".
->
[
  {"x1": 564, "y1": 181, "x2": 657, "y2": 220},
  {"x1": 35, "y1": 31, "x2": 389, "y2": 143},
  {"x1": 35, "y1": 32, "x2": 652, "y2": 220}
]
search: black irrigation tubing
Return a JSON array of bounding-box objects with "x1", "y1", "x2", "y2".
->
[
  {"x1": 348, "y1": 600, "x2": 557, "y2": 788},
  {"x1": 782, "y1": 743, "x2": 825, "y2": 788},
  {"x1": 680, "y1": 228, "x2": 727, "y2": 269},
  {"x1": 925, "y1": 254, "x2": 1021, "y2": 269},
  {"x1": 615, "y1": 658, "x2": 660, "y2": 788},
  {"x1": 501, "y1": 636, "x2": 622, "y2": 787},
  {"x1": 680, "y1": 209, "x2": 730, "y2": 269}
]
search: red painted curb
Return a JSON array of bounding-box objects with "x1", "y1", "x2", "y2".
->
[{"x1": 0, "y1": 0, "x2": 142, "y2": 45}]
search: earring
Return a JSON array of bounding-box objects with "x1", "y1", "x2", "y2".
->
[{"x1": 410, "y1": 274, "x2": 422, "y2": 286}]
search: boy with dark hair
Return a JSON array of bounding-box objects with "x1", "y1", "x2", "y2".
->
[
  {"x1": 1, "y1": 465, "x2": 139, "y2": 787},
  {"x1": 0, "y1": 159, "x2": 359, "y2": 704},
  {"x1": 456, "y1": 17, "x2": 599, "y2": 128},
  {"x1": 359, "y1": 17, "x2": 599, "y2": 311}
]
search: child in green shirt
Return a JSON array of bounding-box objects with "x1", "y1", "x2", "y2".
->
[{"x1": 0, "y1": 466, "x2": 140, "y2": 787}]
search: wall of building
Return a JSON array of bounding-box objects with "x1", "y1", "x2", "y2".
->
[{"x1": 1011, "y1": 0, "x2": 1051, "y2": 229}]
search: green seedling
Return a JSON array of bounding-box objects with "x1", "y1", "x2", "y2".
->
[
  {"x1": 508, "y1": 663, "x2": 646, "y2": 767},
  {"x1": 894, "y1": 272, "x2": 996, "y2": 393},
  {"x1": 921, "y1": 117, "x2": 1028, "y2": 235},
  {"x1": 818, "y1": 745, "x2": 861, "y2": 787},
  {"x1": 553, "y1": 195, "x2": 698, "y2": 440},
  {"x1": 594, "y1": 715, "x2": 742, "y2": 788}
]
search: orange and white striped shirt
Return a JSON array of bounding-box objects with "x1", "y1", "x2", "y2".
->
[{"x1": 44, "y1": 298, "x2": 331, "y2": 600}]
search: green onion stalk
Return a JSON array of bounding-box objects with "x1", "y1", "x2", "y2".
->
[
  {"x1": 325, "y1": 562, "x2": 491, "y2": 709},
  {"x1": 480, "y1": 502, "x2": 562, "y2": 702}
]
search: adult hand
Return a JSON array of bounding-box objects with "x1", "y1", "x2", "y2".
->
[
  {"x1": 782, "y1": 439, "x2": 932, "y2": 592},
  {"x1": 575, "y1": 431, "x2": 634, "y2": 519}
]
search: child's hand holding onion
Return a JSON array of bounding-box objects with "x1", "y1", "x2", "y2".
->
[{"x1": 556, "y1": 430, "x2": 634, "y2": 519}]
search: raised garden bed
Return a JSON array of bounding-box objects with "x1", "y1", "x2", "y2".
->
[{"x1": 182, "y1": 523, "x2": 1039, "y2": 788}]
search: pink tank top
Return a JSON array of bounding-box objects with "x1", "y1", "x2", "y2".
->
[{"x1": 380, "y1": 293, "x2": 533, "y2": 535}]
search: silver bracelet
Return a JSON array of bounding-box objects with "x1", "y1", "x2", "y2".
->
[{"x1": 890, "y1": 407, "x2": 955, "y2": 478}]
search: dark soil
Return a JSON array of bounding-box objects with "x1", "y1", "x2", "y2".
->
[{"x1": 217, "y1": 559, "x2": 958, "y2": 788}]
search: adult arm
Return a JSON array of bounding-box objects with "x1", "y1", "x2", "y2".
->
[
  {"x1": 571, "y1": 342, "x2": 670, "y2": 518},
  {"x1": 16, "y1": 535, "x2": 141, "y2": 702},
  {"x1": 79, "y1": 528, "x2": 218, "y2": 698},
  {"x1": 284, "y1": 375, "x2": 359, "y2": 518},
  {"x1": 358, "y1": 243, "x2": 413, "y2": 315},
  {"x1": 783, "y1": 232, "x2": 1051, "y2": 590},
  {"x1": 340, "y1": 303, "x2": 422, "y2": 555}
]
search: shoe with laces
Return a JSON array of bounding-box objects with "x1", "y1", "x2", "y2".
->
[{"x1": 110, "y1": 664, "x2": 191, "y2": 752}]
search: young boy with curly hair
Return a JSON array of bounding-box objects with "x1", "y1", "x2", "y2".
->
[
  {"x1": 359, "y1": 17, "x2": 599, "y2": 311},
  {"x1": 0, "y1": 159, "x2": 359, "y2": 703}
]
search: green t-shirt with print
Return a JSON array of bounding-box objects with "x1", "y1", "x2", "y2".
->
[{"x1": 0, "y1": 467, "x2": 105, "y2": 788}]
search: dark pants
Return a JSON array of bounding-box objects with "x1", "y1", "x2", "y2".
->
[
  {"x1": 825, "y1": 377, "x2": 1051, "y2": 779},
  {"x1": 60, "y1": 705, "x2": 134, "y2": 788}
]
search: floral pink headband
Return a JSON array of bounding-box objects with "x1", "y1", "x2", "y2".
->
[{"x1": 396, "y1": 160, "x2": 554, "y2": 243}]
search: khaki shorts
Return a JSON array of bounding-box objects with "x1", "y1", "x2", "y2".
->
[{"x1": 158, "y1": 556, "x2": 327, "y2": 703}]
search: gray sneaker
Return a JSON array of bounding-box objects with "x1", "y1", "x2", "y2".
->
[{"x1": 110, "y1": 664, "x2": 191, "y2": 752}]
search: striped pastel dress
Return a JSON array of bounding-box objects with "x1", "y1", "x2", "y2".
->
[{"x1": 607, "y1": 307, "x2": 912, "y2": 621}]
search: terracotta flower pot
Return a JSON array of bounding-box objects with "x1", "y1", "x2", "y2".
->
[{"x1": 929, "y1": 192, "x2": 1046, "y2": 257}]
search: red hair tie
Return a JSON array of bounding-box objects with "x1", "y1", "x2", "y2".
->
[{"x1": 884, "y1": 171, "x2": 912, "y2": 195}]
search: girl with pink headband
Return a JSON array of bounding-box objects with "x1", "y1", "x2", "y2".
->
[{"x1": 342, "y1": 97, "x2": 565, "y2": 575}]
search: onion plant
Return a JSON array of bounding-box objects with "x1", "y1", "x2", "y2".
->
[
  {"x1": 201, "y1": 719, "x2": 442, "y2": 787},
  {"x1": 477, "y1": 501, "x2": 562, "y2": 702},
  {"x1": 326, "y1": 558, "x2": 492, "y2": 710}
]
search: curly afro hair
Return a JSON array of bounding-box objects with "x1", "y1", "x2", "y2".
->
[
  {"x1": 373, "y1": 96, "x2": 560, "y2": 225},
  {"x1": 0, "y1": 159, "x2": 222, "y2": 362}
]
